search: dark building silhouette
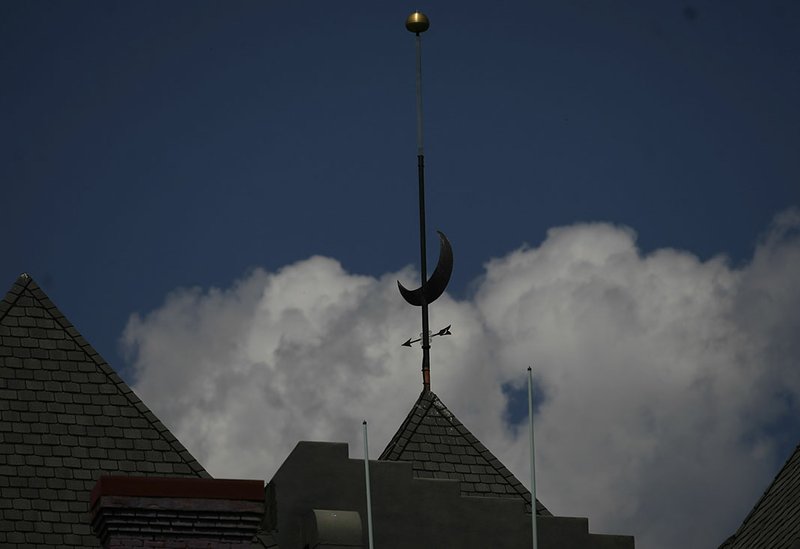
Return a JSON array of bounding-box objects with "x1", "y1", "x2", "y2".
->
[
  {"x1": 719, "y1": 443, "x2": 800, "y2": 548},
  {"x1": 1, "y1": 274, "x2": 634, "y2": 547}
]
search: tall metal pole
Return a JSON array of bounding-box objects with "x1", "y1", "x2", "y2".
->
[
  {"x1": 406, "y1": 12, "x2": 432, "y2": 390},
  {"x1": 363, "y1": 421, "x2": 375, "y2": 549},
  {"x1": 528, "y1": 366, "x2": 539, "y2": 549}
]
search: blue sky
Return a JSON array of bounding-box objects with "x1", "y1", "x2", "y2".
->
[
  {"x1": 2, "y1": 3, "x2": 800, "y2": 547},
  {"x1": 3, "y1": 1, "x2": 797, "y2": 370}
]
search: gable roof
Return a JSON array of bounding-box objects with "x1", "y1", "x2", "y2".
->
[
  {"x1": 379, "y1": 388, "x2": 551, "y2": 516},
  {"x1": 720, "y1": 442, "x2": 800, "y2": 548},
  {"x1": 0, "y1": 274, "x2": 210, "y2": 547}
]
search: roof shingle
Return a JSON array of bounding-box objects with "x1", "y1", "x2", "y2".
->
[
  {"x1": 0, "y1": 274, "x2": 210, "y2": 548},
  {"x1": 379, "y1": 387, "x2": 551, "y2": 516},
  {"x1": 720, "y1": 442, "x2": 800, "y2": 548}
]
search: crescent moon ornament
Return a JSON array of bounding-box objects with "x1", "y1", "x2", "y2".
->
[{"x1": 398, "y1": 231, "x2": 453, "y2": 306}]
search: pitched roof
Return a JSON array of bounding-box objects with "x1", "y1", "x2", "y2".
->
[
  {"x1": 0, "y1": 274, "x2": 210, "y2": 547},
  {"x1": 379, "y1": 388, "x2": 551, "y2": 516},
  {"x1": 720, "y1": 442, "x2": 800, "y2": 548}
]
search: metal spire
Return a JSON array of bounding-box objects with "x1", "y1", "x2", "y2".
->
[{"x1": 398, "y1": 12, "x2": 453, "y2": 391}]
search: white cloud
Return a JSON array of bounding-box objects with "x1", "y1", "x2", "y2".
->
[{"x1": 124, "y1": 209, "x2": 800, "y2": 549}]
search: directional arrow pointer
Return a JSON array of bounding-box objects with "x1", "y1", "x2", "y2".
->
[{"x1": 400, "y1": 325, "x2": 452, "y2": 347}]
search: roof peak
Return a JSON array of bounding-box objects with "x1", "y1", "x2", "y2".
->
[
  {"x1": 380, "y1": 388, "x2": 550, "y2": 515},
  {"x1": 1, "y1": 274, "x2": 210, "y2": 546}
]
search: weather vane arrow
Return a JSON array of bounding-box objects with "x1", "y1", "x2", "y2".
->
[
  {"x1": 401, "y1": 325, "x2": 452, "y2": 348},
  {"x1": 398, "y1": 12, "x2": 453, "y2": 391}
]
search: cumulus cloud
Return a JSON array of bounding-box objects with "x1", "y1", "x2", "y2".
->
[{"x1": 123, "y1": 210, "x2": 800, "y2": 549}]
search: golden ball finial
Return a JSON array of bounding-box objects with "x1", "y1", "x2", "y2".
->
[{"x1": 405, "y1": 12, "x2": 430, "y2": 34}]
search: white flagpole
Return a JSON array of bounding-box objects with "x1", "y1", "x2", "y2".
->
[
  {"x1": 528, "y1": 366, "x2": 538, "y2": 549},
  {"x1": 363, "y1": 420, "x2": 375, "y2": 549}
]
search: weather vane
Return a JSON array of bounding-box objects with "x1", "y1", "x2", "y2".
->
[{"x1": 398, "y1": 11, "x2": 453, "y2": 391}]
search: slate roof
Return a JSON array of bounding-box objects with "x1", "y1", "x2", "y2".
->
[
  {"x1": 719, "y1": 442, "x2": 800, "y2": 549},
  {"x1": 379, "y1": 388, "x2": 551, "y2": 516},
  {"x1": 0, "y1": 274, "x2": 210, "y2": 547}
]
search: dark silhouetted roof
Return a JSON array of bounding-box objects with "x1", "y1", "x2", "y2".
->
[
  {"x1": 720, "y1": 442, "x2": 800, "y2": 548},
  {"x1": 255, "y1": 531, "x2": 281, "y2": 548},
  {"x1": 0, "y1": 274, "x2": 209, "y2": 547},
  {"x1": 379, "y1": 388, "x2": 551, "y2": 516}
]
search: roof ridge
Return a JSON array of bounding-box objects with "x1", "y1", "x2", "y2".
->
[
  {"x1": 720, "y1": 441, "x2": 800, "y2": 547},
  {"x1": 8, "y1": 273, "x2": 210, "y2": 479},
  {"x1": 379, "y1": 388, "x2": 434, "y2": 460},
  {"x1": 0, "y1": 273, "x2": 33, "y2": 324}
]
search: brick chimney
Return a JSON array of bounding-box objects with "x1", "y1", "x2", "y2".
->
[{"x1": 90, "y1": 476, "x2": 265, "y2": 548}]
